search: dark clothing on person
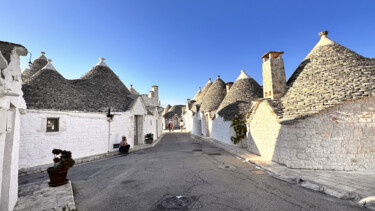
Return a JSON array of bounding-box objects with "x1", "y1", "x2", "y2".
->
[{"x1": 119, "y1": 144, "x2": 130, "y2": 153}]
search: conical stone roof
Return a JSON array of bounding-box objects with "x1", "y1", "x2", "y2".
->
[
  {"x1": 217, "y1": 70, "x2": 263, "y2": 121},
  {"x1": 195, "y1": 78, "x2": 212, "y2": 105},
  {"x1": 71, "y1": 58, "x2": 133, "y2": 112},
  {"x1": 200, "y1": 76, "x2": 227, "y2": 112},
  {"x1": 192, "y1": 87, "x2": 201, "y2": 100},
  {"x1": 23, "y1": 58, "x2": 135, "y2": 112},
  {"x1": 162, "y1": 104, "x2": 171, "y2": 115},
  {"x1": 278, "y1": 31, "x2": 375, "y2": 121},
  {"x1": 128, "y1": 84, "x2": 140, "y2": 95},
  {"x1": 163, "y1": 105, "x2": 185, "y2": 119},
  {"x1": 22, "y1": 52, "x2": 48, "y2": 83},
  {"x1": 192, "y1": 78, "x2": 212, "y2": 112},
  {"x1": 22, "y1": 59, "x2": 83, "y2": 110}
]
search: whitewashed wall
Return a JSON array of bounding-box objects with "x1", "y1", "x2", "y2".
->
[
  {"x1": 110, "y1": 113, "x2": 132, "y2": 149},
  {"x1": 248, "y1": 97, "x2": 375, "y2": 170},
  {"x1": 0, "y1": 47, "x2": 27, "y2": 211},
  {"x1": 200, "y1": 112, "x2": 207, "y2": 136},
  {"x1": 19, "y1": 110, "x2": 109, "y2": 170}
]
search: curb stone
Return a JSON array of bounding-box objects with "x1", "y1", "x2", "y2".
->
[
  {"x1": 14, "y1": 180, "x2": 75, "y2": 211},
  {"x1": 16, "y1": 134, "x2": 167, "y2": 211},
  {"x1": 190, "y1": 133, "x2": 375, "y2": 210},
  {"x1": 19, "y1": 133, "x2": 165, "y2": 176}
]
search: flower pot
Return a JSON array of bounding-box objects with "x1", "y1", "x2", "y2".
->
[
  {"x1": 47, "y1": 167, "x2": 69, "y2": 187},
  {"x1": 145, "y1": 139, "x2": 153, "y2": 144}
]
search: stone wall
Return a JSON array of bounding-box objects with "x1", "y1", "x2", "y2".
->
[
  {"x1": 248, "y1": 97, "x2": 375, "y2": 170},
  {"x1": 0, "y1": 46, "x2": 27, "y2": 211},
  {"x1": 247, "y1": 101, "x2": 281, "y2": 159},
  {"x1": 19, "y1": 110, "x2": 110, "y2": 170},
  {"x1": 211, "y1": 115, "x2": 247, "y2": 148}
]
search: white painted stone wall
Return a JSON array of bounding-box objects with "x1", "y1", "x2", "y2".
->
[
  {"x1": 19, "y1": 96, "x2": 153, "y2": 170},
  {"x1": 248, "y1": 98, "x2": 375, "y2": 170},
  {"x1": 110, "y1": 113, "x2": 133, "y2": 149},
  {"x1": 247, "y1": 101, "x2": 281, "y2": 160},
  {"x1": 0, "y1": 47, "x2": 27, "y2": 211},
  {"x1": 19, "y1": 110, "x2": 109, "y2": 170},
  {"x1": 200, "y1": 112, "x2": 207, "y2": 136}
]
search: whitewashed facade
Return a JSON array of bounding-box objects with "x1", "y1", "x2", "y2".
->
[
  {"x1": 19, "y1": 57, "x2": 163, "y2": 171},
  {"x1": 0, "y1": 42, "x2": 28, "y2": 211}
]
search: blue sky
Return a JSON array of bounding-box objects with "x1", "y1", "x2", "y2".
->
[{"x1": 2, "y1": 0, "x2": 375, "y2": 106}]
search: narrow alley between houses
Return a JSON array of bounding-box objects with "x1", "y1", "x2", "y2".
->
[{"x1": 19, "y1": 133, "x2": 363, "y2": 211}]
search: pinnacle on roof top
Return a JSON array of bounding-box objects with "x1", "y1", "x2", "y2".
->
[
  {"x1": 42, "y1": 59, "x2": 56, "y2": 71},
  {"x1": 96, "y1": 57, "x2": 108, "y2": 67},
  {"x1": 130, "y1": 84, "x2": 133, "y2": 88},
  {"x1": 36, "y1": 51, "x2": 47, "y2": 60},
  {"x1": 236, "y1": 69, "x2": 250, "y2": 81},
  {"x1": 217, "y1": 75, "x2": 220, "y2": 79},
  {"x1": 319, "y1": 31, "x2": 328, "y2": 37}
]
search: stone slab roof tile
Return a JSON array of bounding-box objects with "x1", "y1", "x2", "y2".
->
[
  {"x1": 276, "y1": 32, "x2": 375, "y2": 121},
  {"x1": 163, "y1": 104, "x2": 185, "y2": 119},
  {"x1": 217, "y1": 70, "x2": 263, "y2": 121},
  {"x1": 22, "y1": 52, "x2": 48, "y2": 83},
  {"x1": 200, "y1": 76, "x2": 226, "y2": 112},
  {"x1": 23, "y1": 59, "x2": 134, "y2": 112}
]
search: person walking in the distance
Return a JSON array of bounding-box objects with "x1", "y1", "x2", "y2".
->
[
  {"x1": 180, "y1": 120, "x2": 184, "y2": 132},
  {"x1": 168, "y1": 120, "x2": 173, "y2": 133},
  {"x1": 119, "y1": 136, "x2": 130, "y2": 154}
]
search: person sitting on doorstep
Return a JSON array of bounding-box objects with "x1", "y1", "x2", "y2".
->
[{"x1": 119, "y1": 136, "x2": 130, "y2": 154}]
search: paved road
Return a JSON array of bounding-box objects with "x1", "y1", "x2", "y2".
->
[{"x1": 20, "y1": 133, "x2": 363, "y2": 210}]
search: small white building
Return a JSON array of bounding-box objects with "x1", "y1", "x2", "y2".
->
[
  {"x1": 0, "y1": 41, "x2": 28, "y2": 211},
  {"x1": 211, "y1": 70, "x2": 262, "y2": 147},
  {"x1": 247, "y1": 31, "x2": 375, "y2": 170},
  {"x1": 198, "y1": 76, "x2": 227, "y2": 137},
  {"x1": 19, "y1": 56, "x2": 162, "y2": 171}
]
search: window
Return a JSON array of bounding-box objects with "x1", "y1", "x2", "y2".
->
[
  {"x1": 265, "y1": 92, "x2": 268, "y2": 97},
  {"x1": 150, "y1": 120, "x2": 152, "y2": 125},
  {"x1": 269, "y1": 91, "x2": 271, "y2": 96},
  {"x1": 47, "y1": 118, "x2": 59, "y2": 132}
]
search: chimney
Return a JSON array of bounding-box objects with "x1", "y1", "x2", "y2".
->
[
  {"x1": 261, "y1": 51, "x2": 286, "y2": 100},
  {"x1": 151, "y1": 85, "x2": 159, "y2": 105},
  {"x1": 148, "y1": 91, "x2": 154, "y2": 98},
  {"x1": 226, "y1": 82, "x2": 234, "y2": 92}
]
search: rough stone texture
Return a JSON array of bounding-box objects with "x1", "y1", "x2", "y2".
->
[
  {"x1": 128, "y1": 84, "x2": 140, "y2": 95},
  {"x1": 23, "y1": 63, "x2": 134, "y2": 112},
  {"x1": 163, "y1": 105, "x2": 185, "y2": 119},
  {"x1": 200, "y1": 77, "x2": 226, "y2": 112},
  {"x1": 247, "y1": 100, "x2": 281, "y2": 160},
  {"x1": 192, "y1": 87, "x2": 201, "y2": 100},
  {"x1": 14, "y1": 180, "x2": 75, "y2": 211},
  {"x1": 277, "y1": 36, "x2": 375, "y2": 121},
  {"x1": 0, "y1": 41, "x2": 27, "y2": 64},
  {"x1": 262, "y1": 53, "x2": 286, "y2": 100},
  {"x1": 248, "y1": 97, "x2": 375, "y2": 170},
  {"x1": 192, "y1": 79, "x2": 212, "y2": 112},
  {"x1": 21, "y1": 53, "x2": 48, "y2": 83},
  {"x1": 217, "y1": 77, "x2": 262, "y2": 121},
  {"x1": 162, "y1": 104, "x2": 171, "y2": 116}
]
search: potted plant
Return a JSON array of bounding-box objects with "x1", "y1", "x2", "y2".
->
[
  {"x1": 47, "y1": 149, "x2": 75, "y2": 187},
  {"x1": 145, "y1": 133, "x2": 154, "y2": 144}
]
